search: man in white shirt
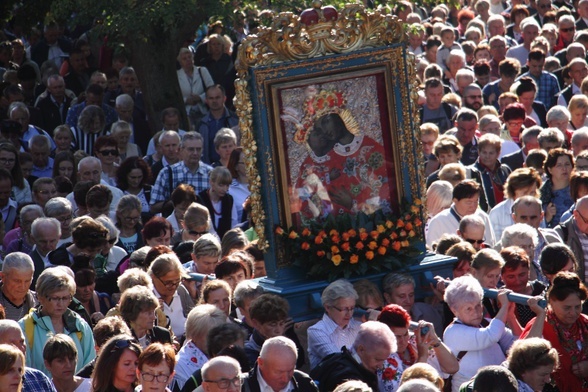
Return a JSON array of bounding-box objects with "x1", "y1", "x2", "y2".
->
[{"x1": 505, "y1": 17, "x2": 540, "y2": 66}]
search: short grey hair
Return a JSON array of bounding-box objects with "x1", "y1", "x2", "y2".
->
[
  {"x1": 0, "y1": 320, "x2": 22, "y2": 338},
  {"x1": 158, "y1": 130, "x2": 181, "y2": 144},
  {"x1": 333, "y1": 380, "x2": 373, "y2": 392},
  {"x1": 31, "y1": 217, "x2": 61, "y2": 238},
  {"x1": 260, "y1": 336, "x2": 298, "y2": 360},
  {"x1": 9, "y1": 102, "x2": 29, "y2": 118},
  {"x1": 426, "y1": 180, "x2": 453, "y2": 217},
  {"x1": 28, "y1": 134, "x2": 51, "y2": 151},
  {"x1": 382, "y1": 272, "x2": 415, "y2": 295},
  {"x1": 2, "y1": 252, "x2": 34, "y2": 274},
  {"x1": 129, "y1": 247, "x2": 151, "y2": 269},
  {"x1": 110, "y1": 121, "x2": 132, "y2": 135},
  {"x1": 537, "y1": 128, "x2": 565, "y2": 148},
  {"x1": 148, "y1": 253, "x2": 186, "y2": 279},
  {"x1": 572, "y1": 128, "x2": 588, "y2": 146},
  {"x1": 44, "y1": 197, "x2": 73, "y2": 217},
  {"x1": 546, "y1": 106, "x2": 571, "y2": 123},
  {"x1": 501, "y1": 223, "x2": 539, "y2": 248},
  {"x1": 95, "y1": 216, "x2": 120, "y2": 243},
  {"x1": 353, "y1": 321, "x2": 397, "y2": 353},
  {"x1": 117, "y1": 267, "x2": 153, "y2": 292},
  {"x1": 184, "y1": 304, "x2": 226, "y2": 342},
  {"x1": 459, "y1": 214, "x2": 485, "y2": 234},
  {"x1": 397, "y1": 379, "x2": 440, "y2": 392},
  {"x1": 36, "y1": 267, "x2": 76, "y2": 299},
  {"x1": 233, "y1": 280, "x2": 265, "y2": 308},
  {"x1": 321, "y1": 279, "x2": 358, "y2": 307},
  {"x1": 444, "y1": 275, "x2": 484, "y2": 309},
  {"x1": 21, "y1": 204, "x2": 44, "y2": 219},
  {"x1": 78, "y1": 156, "x2": 101, "y2": 171},
  {"x1": 115, "y1": 94, "x2": 134, "y2": 108},
  {"x1": 181, "y1": 131, "x2": 203, "y2": 148},
  {"x1": 201, "y1": 356, "x2": 240, "y2": 380}
]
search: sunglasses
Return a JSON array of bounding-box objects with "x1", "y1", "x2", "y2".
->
[
  {"x1": 465, "y1": 238, "x2": 484, "y2": 245},
  {"x1": 560, "y1": 27, "x2": 575, "y2": 32},
  {"x1": 188, "y1": 230, "x2": 208, "y2": 236},
  {"x1": 110, "y1": 339, "x2": 133, "y2": 353},
  {"x1": 99, "y1": 149, "x2": 119, "y2": 156}
]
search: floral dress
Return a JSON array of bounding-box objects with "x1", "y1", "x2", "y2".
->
[
  {"x1": 377, "y1": 335, "x2": 444, "y2": 392},
  {"x1": 173, "y1": 340, "x2": 208, "y2": 391}
]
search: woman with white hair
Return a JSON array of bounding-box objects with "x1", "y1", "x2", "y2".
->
[
  {"x1": 172, "y1": 304, "x2": 226, "y2": 391},
  {"x1": 307, "y1": 279, "x2": 361, "y2": 369},
  {"x1": 425, "y1": 180, "x2": 453, "y2": 239},
  {"x1": 501, "y1": 223, "x2": 540, "y2": 280},
  {"x1": 443, "y1": 275, "x2": 543, "y2": 392}
]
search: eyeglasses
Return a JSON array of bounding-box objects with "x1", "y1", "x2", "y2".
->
[
  {"x1": 560, "y1": 27, "x2": 575, "y2": 32},
  {"x1": 141, "y1": 372, "x2": 170, "y2": 383},
  {"x1": 0, "y1": 158, "x2": 16, "y2": 164},
  {"x1": 331, "y1": 305, "x2": 355, "y2": 314},
  {"x1": 55, "y1": 214, "x2": 73, "y2": 224},
  {"x1": 123, "y1": 216, "x2": 141, "y2": 223},
  {"x1": 47, "y1": 295, "x2": 72, "y2": 303},
  {"x1": 204, "y1": 376, "x2": 243, "y2": 389},
  {"x1": 98, "y1": 149, "x2": 119, "y2": 156},
  {"x1": 188, "y1": 229, "x2": 208, "y2": 236},
  {"x1": 37, "y1": 189, "x2": 57, "y2": 195},
  {"x1": 464, "y1": 238, "x2": 484, "y2": 245},
  {"x1": 576, "y1": 209, "x2": 588, "y2": 224},
  {"x1": 156, "y1": 275, "x2": 181, "y2": 289},
  {"x1": 110, "y1": 339, "x2": 133, "y2": 353}
]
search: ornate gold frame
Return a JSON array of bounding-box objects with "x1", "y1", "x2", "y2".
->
[{"x1": 234, "y1": 2, "x2": 424, "y2": 255}]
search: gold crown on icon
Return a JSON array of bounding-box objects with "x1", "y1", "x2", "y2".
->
[{"x1": 299, "y1": 0, "x2": 339, "y2": 41}]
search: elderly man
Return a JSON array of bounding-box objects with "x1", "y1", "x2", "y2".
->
[
  {"x1": 150, "y1": 132, "x2": 212, "y2": 214},
  {"x1": 555, "y1": 195, "x2": 588, "y2": 282},
  {"x1": 557, "y1": 58, "x2": 588, "y2": 107},
  {"x1": 457, "y1": 215, "x2": 487, "y2": 251},
  {"x1": 8, "y1": 102, "x2": 56, "y2": 151},
  {"x1": 104, "y1": 66, "x2": 145, "y2": 112},
  {"x1": 65, "y1": 156, "x2": 123, "y2": 212},
  {"x1": 150, "y1": 130, "x2": 181, "y2": 180},
  {"x1": 29, "y1": 135, "x2": 53, "y2": 179},
  {"x1": 0, "y1": 320, "x2": 57, "y2": 392},
  {"x1": 34, "y1": 74, "x2": 72, "y2": 133},
  {"x1": 0, "y1": 252, "x2": 37, "y2": 321},
  {"x1": 501, "y1": 126, "x2": 540, "y2": 171},
  {"x1": 571, "y1": 128, "x2": 588, "y2": 157},
  {"x1": 29, "y1": 218, "x2": 61, "y2": 286},
  {"x1": 243, "y1": 336, "x2": 317, "y2": 392},
  {"x1": 202, "y1": 356, "x2": 243, "y2": 392},
  {"x1": 506, "y1": 17, "x2": 540, "y2": 65},
  {"x1": 553, "y1": 15, "x2": 576, "y2": 54},
  {"x1": 310, "y1": 321, "x2": 397, "y2": 392},
  {"x1": 145, "y1": 107, "x2": 187, "y2": 156},
  {"x1": 197, "y1": 84, "x2": 239, "y2": 165},
  {"x1": 44, "y1": 197, "x2": 73, "y2": 246},
  {"x1": 486, "y1": 15, "x2": 517, "y2": 47},
  {"x1": 114, "y1": 93, "x2": 150, "y2": 153}
]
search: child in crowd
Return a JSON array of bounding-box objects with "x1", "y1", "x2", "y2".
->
[
  {"x1": 436, "y1": 26, "x2": 462, "y2": 75},
  {"x1": 197, "y1": 166, "x2": 238, "y2": 239}
]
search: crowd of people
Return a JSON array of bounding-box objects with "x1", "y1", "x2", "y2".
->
[{"x1": 3, "y1": 0, "x2": 588, "y2": 391}]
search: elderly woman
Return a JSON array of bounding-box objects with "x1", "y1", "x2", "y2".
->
[
  {"x1": 200, "y1": 279, "x2": 233, "y2": 318},
  {"x1": 119, "y1": 285, "x2": 172, "y2": 349},
  {"x1": 18, "y1": 266, "x2": 95, "y2": 376},
  {"x1": 506, "y1": 338, "x2": 559, "y2": 392},
  {"x1": 546, "y1": 105, "x2": 571, "y2": 145},
  {"x1": 500, "y1": 223, "x2": 545, "y2": 281},
  {"x1": 0, "y1": 344, "x2": 25, "y2": 392},
  {"x1": 425, "y1": 180, "x2": 453, "y2": 239},
  {"x1": 444, "y1": 50, "x2": 466, "y2": 92},
  {"x1": 173, "y1": 305, "x2": 226, "y2": 391},
  {"x1": 44, "y1": 197, "x2": 74, "y2": 245},
  {"x1": 540, "y1": 148, "x2": 574, "y2": 227},
  {"x1": 377, "y1": 304, "x2": 458, "y2": 392},
  {"x1": 72, "y1": 105, "x2": 107, "y2": 155},
  {"x1": 539, "y1": 243, "x2": 577, "y2": 284},
  {"x1": 307, "y1": 279, "x2": 362, "y2": 369},
  {"x1": 521, "y1": 272, "x2": 588, "y2": 391},
  {"x1": 136, "y1": 343, "x2": 176, "y2": 392},
  {"x1": 116, "y1": 158, "x2": 152, "y2": 218},
  {"x1": 111, "y1": 121, "x2": 140, "y2": 160},
  {"x1": 443, "y1": 275, "x2": 544, "y2": 392},
  {"x1": 48, "y1": 217, "x2": 109, "y2": 267},
  {"x1": 489, "y1": 167, "x2": 542, "y2": 240},
  {"x1": 148, "y1": 253, "x2": 194, "y2": 339},
  {"x1": 177, "y1": 47, "x2": 214, "y2": 123},
  {"x1": 115, "y1": 194, "x2": 144, "y2": 254},
  {"x1": 469, "y1": 133, "x2": 512, "y2": 212},
  {"x1": 43, "y1": 334, "x2": 92, "y2": 392},
  {"x1": 93, "y1": 135, "x2": 119, "y2": 187},
  {"x1": 91, "y1": 335, "x2": 141, "y2": 392}
]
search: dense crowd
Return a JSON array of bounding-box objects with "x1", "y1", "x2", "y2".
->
[{"x1": 3, "y1": 0, "x2": 588, "y2": 391}]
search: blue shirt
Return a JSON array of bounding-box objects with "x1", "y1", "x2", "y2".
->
[
  {"x1": 150, "y1": 161, "x2": 213, "y2": 205},
  {"x1": 518, "y1": 71, "x2": 560, "y2": 109}
]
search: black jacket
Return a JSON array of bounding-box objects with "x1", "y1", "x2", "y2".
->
[
  {"x1": 243, "y1": 363, "x2": 318, "y2": 392},
  {"x1": 310, "y1": 347, "x2": 378, "y2": 392}
]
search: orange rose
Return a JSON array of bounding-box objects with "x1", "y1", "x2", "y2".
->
[
  {"x1": 366, "y1": 251, "x2": 375, "y2": 260},
  {"x1": 390, "y1": 232, "x2": 398, "y2": 240},
  {"x1": 401, "y1": 240, "x2": 410, "y2": 247},
  {"x1": 317, "y1": 250, "x2": 326, "y2": 257},
  {"x1": 331, "y1": 245, "x2": 340, "y2": 254},
  {"x1": 329, "y1": 229, "x2": 338, "y2": 236},
  {"x1": 392, "y1": 241, "x2": 401, "y2": 251},
  {"x1": 341, "y1": 242, "x2": 351, "y2": 252},
  {"x1": 396, "y1": 219, "x2": 405, "y2": 228},
  {"x1": 288, "y1": 231, "x2": 298, "y2": 239},
  {"x1": 359, "y1": 232, "x2": 368, "y2": 241},
  {"x1": 331, "y1": 235, "x2": 341, "y2": 244},
  {"x1": 385, "y1": 220, "x2": 393, "y2": 229},
  {"x1": 342, "y1": 232, "x2": 350, "y2": 241},
  {"x1": 405, "y1": 214, "x2": 411, "y2": 221},
  {"x1": 378, "y1": 246, "x2": 386, "y2": 255},
  {"x1": 409, "y1": 230, "x2": 416, "y2": 237},
  {"x1": 331, "y1": 255, "x2": 342, "y2": 266},
  {"x1": 399, "y1": 230, "x2": 407, "y2": 237},
  {"x1": 377, "y1": 225, "x2": 386, "y2": 233},
  {"x1": 350, "y1": 254, "x2": 359, "y2": 264},
  {"x1": 314, "y1": 236, "x2": 323, "y2": 245},
  {"x1": 414, "y1": 218, "x2": 423, "y2": 227},
  {"x1": 405, "y1": 222, "x2": 413, "y2": 231},
  {"x1": 275, "y1": 227, "x2": 284, "y2": 235},
  {"x1": 302, "y1": 228, "x2": 311, "y2": 237},
  {"x1": 368, "y1": 241, "x2": 378, "y2": 250},
  {"x1": 381, "y1": 238, "x2": 390, "y2": 247},
  {"x1": 355, "y1": 241, "x2": 365, "y2": 250},
  {"x1": 301, "y1": 242, "x2": 310, "y2": 250},
  {"x1": 318, "y1": 230, "x2": 327, "y2": 238},
  {"x1": 348, "y1": 229, "x2": 357, "y2": 237},
  {"x1": 370, "y1": 230, "x2": 379, "y2": 239}
]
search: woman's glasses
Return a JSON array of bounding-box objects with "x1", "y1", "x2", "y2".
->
[{"x1": 141, "y1": 372, "x2": 170, "y2": 383}]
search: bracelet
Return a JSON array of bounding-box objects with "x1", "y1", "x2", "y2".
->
[{"x1": 431, "y1": 341, "x2": 442, "y2": 348}]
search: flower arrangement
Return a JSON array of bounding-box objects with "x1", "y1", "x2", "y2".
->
[{"x1": 275, "y1": 199, "x2": 424, "y2": 281}]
